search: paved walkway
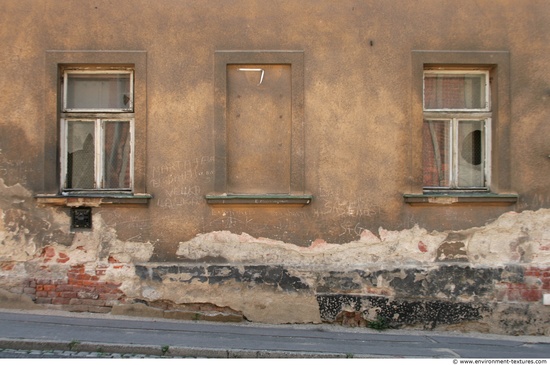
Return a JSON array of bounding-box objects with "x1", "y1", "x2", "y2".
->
[{"x1": 0, "y1": 309, "x2": 548, "y2": 358}]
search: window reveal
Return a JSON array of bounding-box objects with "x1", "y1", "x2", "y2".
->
[
  {"x1": 60, "y1": 69, "x2": 134, "y2": 192},
  {"x1": 422, "y1": 70, "x2": 491, "y2": 190}
]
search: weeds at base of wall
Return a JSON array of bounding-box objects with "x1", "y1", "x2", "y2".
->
[
  {"x1": 367, "y1": 316, "x2": 390, "y2": 331},
  {"x1": 67, "y1": 340, "x2": 80, "y2": 351}
]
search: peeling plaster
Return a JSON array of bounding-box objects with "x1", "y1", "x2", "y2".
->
[
  {"x1": 176, "y1": 209, "x2": 550, "y2": 268},
  {"x1": 1, "y1": 166, "x2": 549, "y2": 332}
]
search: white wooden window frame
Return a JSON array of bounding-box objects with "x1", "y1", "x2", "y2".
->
[
  {"x1": 423, "y1": 69, "x2": 492, "y2": 191},
  {"x1": 62, "y1": 69, "x2": 134, "y2": 113},
  {"x1": 423, "y1": 70, "x2": 490, "y2": 112},
  {"x1": 60, "y1": 118, "x2": 135, "y2": 192},
  {"x1": 60, "y1": 68, "x2": 135, "y2": 193}
]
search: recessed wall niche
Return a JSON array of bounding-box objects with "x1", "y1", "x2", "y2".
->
[{"x1": 207, "y1": 50, "x2": 311, "y2": 205}]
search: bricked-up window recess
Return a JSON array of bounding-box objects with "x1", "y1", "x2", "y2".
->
[
  {"x1": 60, "y1": 69, "x2": 134, "y2": 193},
  {"x1": 422, "y1": 70, "x2": 491, "y2": 190}
]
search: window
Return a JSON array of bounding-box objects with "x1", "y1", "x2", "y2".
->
[
  {"x1": 404, "y1": 51, "x2": 517, "y2": 205},
  {"x1": 60, "y1": 69, "x2": 134, "y2": 192},
  {"x1": 36, "y1": 51, "x2": 149, "y2": 206},
  {"x1": 422, "y1": 70, "x2": 491, "y2": 190}
]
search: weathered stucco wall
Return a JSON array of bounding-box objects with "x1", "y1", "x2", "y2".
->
[
  {"x1": 1, "y1": 178, "x2": 549, "y2": 334},
  {"x1": 1, "y1": 0, "x2": 550, "y2": 335}
]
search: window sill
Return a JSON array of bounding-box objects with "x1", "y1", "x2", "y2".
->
[
  {"x1": 403, "y1": 193, "x2": 518, "y2": 206},
  {"x1": 35, "y1": 193, "x2": 153, "y2": 207},
  {"x1": 205, "y1": 194, "x2": 313, "y2": 206}
]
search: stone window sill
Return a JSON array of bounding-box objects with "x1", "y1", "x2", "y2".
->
[
  {"x1": 205, "y1": 194, "x2": 313, "y2": 206},
  {"x1": 35, "y1": 193, "x2": 153, "y2": 207},
  {"x1": 403, "y1": 193, "x2": 518, "y2": 206}
]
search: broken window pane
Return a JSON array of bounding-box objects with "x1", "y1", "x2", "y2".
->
[
  {"x1": 66, "y1": 121, "x2": 95, "y2": 189},
  {"x1": 103, "y1": 121, "x2": 132, "y2": 189},
  {"x1": 457, "y1": 120, "x2": 485, "y2": 187}
]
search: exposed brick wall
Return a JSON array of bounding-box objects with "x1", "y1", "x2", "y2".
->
[
  {"x1": 7, "y1": 261, "x2": 549, "y2": 334},
  {"x1": 24, "y1": 264, "x2": 125, "y2": 313},
  {"x1": 496, "y1": 267, "x2": 550, "y2": 303}
]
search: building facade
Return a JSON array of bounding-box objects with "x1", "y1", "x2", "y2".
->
[{"x1": 1, "y1": 0, "x2": 549, "y2": 335}]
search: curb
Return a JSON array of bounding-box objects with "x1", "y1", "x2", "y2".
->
[{"x1": 0, "y1": 338, "x2": 351, "y2": 358}]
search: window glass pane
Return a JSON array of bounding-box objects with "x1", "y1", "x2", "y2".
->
[
  {"x1": 66, "y1": 121, "x2": 95, "y2": 189},
  {"x1": 103, "y1": 121, "x2": 131, "y2": 189},
  {"x1": 66, "y1": 72, "x2": 132, "y2": 110},
  {"x1": 424, "y1": 73, "x2": 486, "y2": 110},
  {"x1": 423, "y1": 120, "x2": 451, "y2": 187},
  {"x1": 457, "y1": 120, "x2": 485, "y2": 187}
]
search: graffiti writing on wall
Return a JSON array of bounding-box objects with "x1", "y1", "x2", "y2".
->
[{"x1": 152, "y1": 156, "x2": 214, "y2": 209}]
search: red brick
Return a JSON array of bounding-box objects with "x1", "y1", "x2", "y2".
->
[
  {"x1": 418, "y1": 241, "x2": 428, "y2": 253},
  {"x1": 72, "y1": 285, "x2": 96, "y2": 293},
  {"x1": 41, "y1": 246, "x2": 56, "y2": 258},
  {"x1": 60, "y1": 292, "x2": 78, "y2": 298},
  {"x1": 1, "y1": 263, "x2": 15, "y2": 271},
  {"x1": 57, "y1": 257, "x2": 70, "y2": 264},
  {"x1": 520, "y1": 289, "x2": 541, "y2": 302},
  {"x1": 55, "y1": 285, "x2": 74, "y2": 292},
  {"x1": 35, "y1": 285, "x2": 44, "y2": 291},
  {"x1": 108, "y1": 256, "x2": 120, "y2": 263},
  {"x1": 43, "y1": 285, "x2": 56, "y2": 292},
  {"x1": 76, "y1": 274, "x2": 92, "y2": 281},
  {"x1": 69, "y1": 265, "x2": 85, "y2": 273},
  {"x1": 96, "y1": 284, "x2": 122, "y2": 294},
  {"x1": 36, "y1": 291, "x2": 48, "y2": 298},
  {"x1": 525, "y1": 268, "x2": 542, "y2": 277}
]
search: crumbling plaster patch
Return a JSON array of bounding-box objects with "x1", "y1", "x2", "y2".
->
[
  {"x1": 176, "y1": 209, "x2": 550, "y2": 268},
  {"x1": 1, "y1": 177, "x2": 155, "y2": 292},
  {"x1": 137, "y1": 278, "x2": 320, "y2": 324},
  {"x1": 0, "y1": 178, "x2": 37, "y2": 261},
  {"x1": 1, "y1": 170, "x2": 550, "y2": 331}
]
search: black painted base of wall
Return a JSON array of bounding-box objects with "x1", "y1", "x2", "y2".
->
[{"x1": 316, "y1": 294, "x2": 486, "y2": 330}]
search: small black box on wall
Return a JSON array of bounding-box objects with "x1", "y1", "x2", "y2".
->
[{"x1": 71, "y1": 207, "x2": 92, "y2": 229}]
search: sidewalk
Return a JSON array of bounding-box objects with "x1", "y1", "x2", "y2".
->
[{"x1": 0, "y1": 308, "x2": 548, "y2": 358}]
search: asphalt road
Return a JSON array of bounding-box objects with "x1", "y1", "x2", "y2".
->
[{"x1": 0, "y1": 309, "x2": 548, "y2": 358}]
